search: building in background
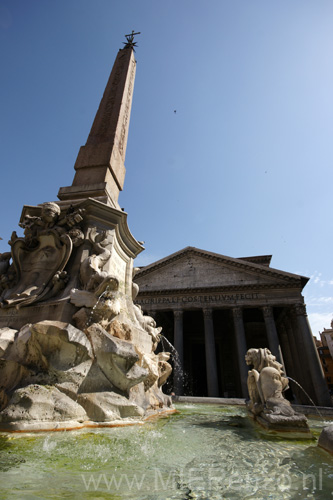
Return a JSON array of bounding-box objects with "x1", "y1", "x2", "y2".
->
[
  {"x1": 134, "y1": 246, "x2": 331, "y2": 406},
  {"x1": 316, "y1": 321, "x2": 333, "y2": 394}
]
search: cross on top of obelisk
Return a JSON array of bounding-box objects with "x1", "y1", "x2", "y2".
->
[{"x1": 123, "y1": 31, "x2": 141, "y2": 50}]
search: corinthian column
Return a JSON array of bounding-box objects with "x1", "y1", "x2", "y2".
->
[
  {"x1": 203, "y1": 308, "x2": 219, "y2": 397},
  {"x1": 294, "y1": 304, "x2": 331, "y2": 407},
  {"x1": 262, "y1": 306, "x2": 284, "y2": 368},
  {"x1": 232, "y1": 307, "x2": 248, "y2": 398}
]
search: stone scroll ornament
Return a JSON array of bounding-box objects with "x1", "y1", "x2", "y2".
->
[
  {"x1": 69, "y1": 227, "x2": 121, "y2": 330},
  {"x1": 0, "y1": 202, "x2": 84, "y2": 309},
  {"x1": 245, "y1": 348, "x2": 310, "y2": 433}
]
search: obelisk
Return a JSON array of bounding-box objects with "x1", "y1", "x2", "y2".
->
[{"x1": 58, "y1": 32, "x2": 139, "y2": 209}]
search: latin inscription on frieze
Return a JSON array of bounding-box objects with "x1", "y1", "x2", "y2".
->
[{"x1": 136, "y1": 292, "x2": 264, "y2": 307}]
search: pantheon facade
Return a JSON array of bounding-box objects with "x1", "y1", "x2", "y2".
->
[{"x1": 134, "y1": 246, "x2": 331, "y2": 407}]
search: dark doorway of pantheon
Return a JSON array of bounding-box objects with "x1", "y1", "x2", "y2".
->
[
  {"x1": 153, "y1": 307, "x2": 295, "y2": 401},
  {"x1": 153, "y1": 309, "x2": 246, "y2": 397}
]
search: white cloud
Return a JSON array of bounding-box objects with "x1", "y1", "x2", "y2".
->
[
  {"x1": 308, "y1": 312, "x2": 333, "y2": 338},
  {"x1": 306, "y1": 296, "x2": 333, "y2": 306},
  {"x1": 320, "y1": 297, "x2": 333, "y2": 303},
  {"x1": 302, "y1": 271, "x2": 333, "y2": 288}
]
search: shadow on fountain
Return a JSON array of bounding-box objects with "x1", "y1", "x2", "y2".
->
[
  {"x1": 193, "y1": 415, "x2": 255, "y2": 439},
  {"x1": 191, "y1": 413, "x2": 313, "y2": 444}
]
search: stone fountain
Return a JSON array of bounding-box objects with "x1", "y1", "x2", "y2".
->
[
  {"x1": 245, "y1": 347, "x2": 312, "y2": 436},
  {"x1": 0, "y1": 33, "x2": 173, "y2": 431}
]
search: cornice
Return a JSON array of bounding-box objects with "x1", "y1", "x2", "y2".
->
[
  {"x1": 135, "y1": 246, "x2": 307, "y2": 286},
  {"x1": 21, "y1": 198, "x2": 144, "y2": 259},
  {"x1": 238, "y1": 255, "x2": 272, "y2": 266},
  {"x1": 136, "y1": 282, "x2": 304, "y2": 296}
]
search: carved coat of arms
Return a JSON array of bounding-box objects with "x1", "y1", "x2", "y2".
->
[{"x1": 0, "y1": 202, "x2": 84, "y2": 309}]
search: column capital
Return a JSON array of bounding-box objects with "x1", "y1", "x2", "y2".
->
[
  {"x1": 294, "y1": 304, "x2": 307, "y2": 317},
  {"x1": 232, "y1": 307, "x2": 243, "y2": 320},
  {"x1": 173, "y1": 310, "x2": 183, "y2": 319},
  {"x1": 203, "y1": 308, "x2": 213, "y2": 318},
  {"x1": 262, "y1": 306, "x2": 273, "y2": 319}
]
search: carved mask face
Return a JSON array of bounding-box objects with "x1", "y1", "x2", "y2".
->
[
  {"x1": 245, "y1": 349, "x2": 257, "y2": 366},
  {"x1": 41, "y1": 203, "x2": 60, "y2": 223}
]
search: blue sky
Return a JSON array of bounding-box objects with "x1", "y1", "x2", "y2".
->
[{"x1": 1, "y1": 0, "x2": 333, "y2": 336}]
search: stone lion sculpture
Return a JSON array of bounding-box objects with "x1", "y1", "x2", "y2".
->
[
  {"x1": 245, "y1": 348, "x2": 294, "y2": 417},
  {"x1": 244, "y1": 349, "x2": 310, "y2": 435}
]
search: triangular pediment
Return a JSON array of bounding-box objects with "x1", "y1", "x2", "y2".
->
[{"x1": 134, "y1": 247, "x2": 308, "y2": 292}]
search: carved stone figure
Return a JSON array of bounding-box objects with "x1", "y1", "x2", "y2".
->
[
  {"x1": 69, "y1": 227, "x2": 121, "y2": 331},
  {"x1": 245, "y1": 348, "x2": 288, "y2": 411},
  {"x1": 0, "y1": 203, "x2": 84, "y2": 309},
  {"x1": 79, "y1": 228, "x2": 113, "y2": 293},
  {"x1": 19, "y1": 202, "x2": 84, "y2": 243},
  {"x1": 132, "y1": 270, "x2": 162, "y2": 350},
  {"x1": 133, "y1": 304, "x2": 162, "y2": 350},
  {"x1": 70, "y1": 277, "x2": 121, "y2": 331},
  {"x1": 245, "y1": 348, "x2": 310, "y2": 434},
  {"x1": 0, "y1": 252, "x2": 13, "y2": 293}
]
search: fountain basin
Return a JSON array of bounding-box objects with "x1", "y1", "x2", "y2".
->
[
  {"x1": 0, "y1": 403, "x2": 332, "y2": 500},
  {"x1": 0, "y1": 407, "x2": 177, "y2": 433}
]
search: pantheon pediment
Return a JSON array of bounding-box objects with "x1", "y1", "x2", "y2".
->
[{"x1": 134, "y1": 247, "x2": 308, "y2": 293}]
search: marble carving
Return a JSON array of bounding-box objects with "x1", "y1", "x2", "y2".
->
[
  {"x1": 245, "y1": 348, "x2": 311, "y2": 434},
  {"x1": 0, "y1": 202, "x2": 173, "y2": 431}
]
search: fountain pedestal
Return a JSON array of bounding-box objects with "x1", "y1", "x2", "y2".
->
[
  {"x1": 245, "y1": 348, "x2": 312, "y2": 437},
  {"x1": 0, "y1": 198, "x2": 173, "y2": 431}
]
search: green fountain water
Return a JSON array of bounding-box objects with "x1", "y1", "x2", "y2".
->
[{"x1": 1, "y1": 404, "x2": 332, "y2": 499}]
